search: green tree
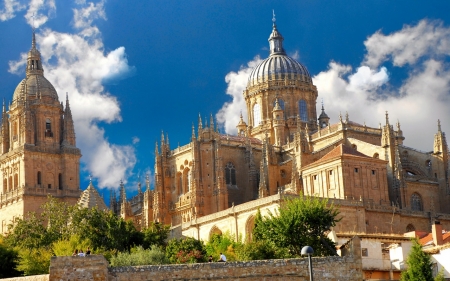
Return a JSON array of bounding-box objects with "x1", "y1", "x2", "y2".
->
[
  {"x1": 253, "y1": 195, "x2": 340, "y2": 257},
  {"x1": 141, "y1": 222, "x2": 170, "y2": 249},
  {"x1": 400, "y1": 239, "x2": 434, "y2": 281},
  {"x1": 16, "y1": 248, "x2": 52, "y2": 275},
  {"x1": 165, "y1": 237, "x2": 206, "y2": 264},
  {"x1": 0, "y1": 238, "x2": 21, "y2": 278},
  {"x1": 205, "y1": 233, "x2": 241, "y2": 261}
]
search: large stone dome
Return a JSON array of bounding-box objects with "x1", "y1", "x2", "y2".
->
[
  {"x1": 13, "y1": 75, "x2": 59, "y2": 102},
  {"x1": 247, "y1": 20, "x2": 312, "y2": 87},
  {"x1": 247, "y1": 54, "x2": 312, "y2": 87}
]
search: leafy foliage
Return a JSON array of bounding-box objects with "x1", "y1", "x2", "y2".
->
[
  {"x1": 110, "y1": 245, "x2": 168, "y2": 266},
  {"x1": 0, "y1": 239, "x2": 21, "y2": 278},
  {"x1": 141, "y1": 222, "x2": 170, "y2": 249},
  {"x1": 253, "y1": 195, "x2": 340, "y2": 257},
  {"x1": 400, "y1": 239, "x2": 434, "y2": 281},
  {"x1": 52, "y1": 234, "x2": 91, "y2": 256},
  {"x1": 16, "y1": 248, "x2": 52, "y2": 276},
  {"x1": 235, "y1": 240, "x2": 288, "y2": 261},
  {"x1": 205, "y1": 233, "x2": 241, "y2": 261},
  {"x1": 165, "y1": 237, "x2": 206, "y2": 264}
]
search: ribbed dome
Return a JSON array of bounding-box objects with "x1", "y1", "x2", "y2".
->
[
  {"x1": 247, "y1": 19, "x2": 312, "y2": 87},
  {"x1": 248, "y1": 54, "x2": 312, "y2": 87},
  {"x1": 13, "y1": 75, "x2": 59, "y2": 102}
]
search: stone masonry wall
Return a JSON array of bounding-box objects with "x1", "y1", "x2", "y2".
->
[{"x1": 7, "y1": 237, "x2": 362, "y2": 281}]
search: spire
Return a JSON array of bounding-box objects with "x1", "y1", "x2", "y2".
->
[
  {"x1": 146, "y1": 174, "x2": 150, "y2": 191},
  {"x1": 138, "y1": 176, "x2": 142, "y2": 194},
  {"x1": 119, "y1": 180, "x2": 126, "y2": 203},
  {"x1": 210, "y1": 113, "x2": 214, "y2": 130},
  {"x1": 62, "y1": 93, "x2": 76, "y2": 147},
  {"x1": 155, "y1": 141, "x2": 159, "y2": 155},
  {"x1": 268, "y1": 10, "x2": 285, "y2": 55},
  {"x1": 192, "y1": 122, "x2": 196, "y2": 139},
  {"x1": 438, "y1": 119, "x2": 442, "y2": 132},
  {"x1": 26, "y1": 28, "x2": 44, "y2": 77},
  {"x1": 385, "y1": 111, "x2": 389, "y2": 125}
]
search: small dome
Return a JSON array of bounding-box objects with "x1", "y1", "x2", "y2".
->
[
  {"x1": 248, "y1": 54, "x2": 312, "y2": 87},
  {"x1": 13, "y1": 74, "x2": 59, "y2": 102}
]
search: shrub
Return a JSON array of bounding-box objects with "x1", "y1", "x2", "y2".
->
[
  {"x1": 165, "y1": 237, "x2": 206, "y2": 264},
  {"x1": 110, "y1": 245, "x2": 168, "y2": 267}
]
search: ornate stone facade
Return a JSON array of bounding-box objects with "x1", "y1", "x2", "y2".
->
[
  {"x1": 119, "y1": 18, "x2": 450, "y2": 236},
  {"x1": 0, "y1": 31, "x2": 81, "y2": 233}
]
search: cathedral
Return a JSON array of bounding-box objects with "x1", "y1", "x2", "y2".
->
[
  {"x1": 2, "y1": 17, "x2": 450, "y2": 240},
  {"x1": 0, "y1": 31, "x2": 81, "y2": 233},
  {"x1": 113, "y1": 17, "x2": 450, "y2": 238}
]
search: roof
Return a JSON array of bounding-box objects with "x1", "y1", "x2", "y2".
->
[
  {"x1": 78, "y1": 181, "x2": 108, "y2": 211},
  {"x1": 305, "y1": 143, "x2": 374, "y2": 168},
  {"x1": 220, "y1": 134, "x2": 262, "y2": 145},
  {"x1": 418, "y1": 231, "x2": 450, "y2": 247}
]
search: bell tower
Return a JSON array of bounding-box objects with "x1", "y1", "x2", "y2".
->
[{"x1": 0, "y1": 30, "x2": 81, "y2": 233}]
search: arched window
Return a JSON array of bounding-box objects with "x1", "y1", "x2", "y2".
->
[
  {"x1": 273, "y1": 99, "x2": 285, "y2": 110},
  {"x1": 8, "y1": 176, "x2": 12, "y2": 191},
  {"x1": 3, "y1": 178, "x2": 7, "y2": 193},
  {"x1": 298, "y1": 100, "x2": 308, "y2": 121},
  {"x1": 411, "y1": 193, "x2": 423, "y2": 211},
  {"x1": 426, "y1": 160, "x2": 431, "y2": 168},
  {"x1": 37, "y1": 171, "x2": 42, "y2": 185},
  {"x1": 253, "y1": 104, "x2": 261, "y2": 127},
  {"x1": 373, "y1": 153, "x2": 379, "y2": 159},
  {"x1": 225, "y1": 162, "x2": 236, "y2": 186},
  {"x1": 406, "y1": 224, "x2": 415, "y2": 232},
  {"x1": 183, "y1": 169, "x2": 190, "y2": 193}
]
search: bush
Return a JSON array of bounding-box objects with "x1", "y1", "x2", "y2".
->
[
  {"x1": 235, "y1": 240, "x2": 288, "y2": 261},
  {"x1": 205, "y1": 233, "x2": 241, "y2": 262},
  {"x1": 165, "y1": 237, "x2": 206, "y2": 264},
  {"x1": 16, "y1": 248, "x2": 52, "y2": 276},
  {"x1": 52, "y1": 234, "x2": 91, "y2": 256},
  {"x1": 110, "y1": 245, "x2": 168, "y2": 267}
]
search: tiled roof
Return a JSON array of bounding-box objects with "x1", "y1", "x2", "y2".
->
[
  {"x1": 78, "y1": 182, "x2": 108, "y2": 211},
  {"x1": 312, "y1": 143, "x2": 372, "y2": 165}
]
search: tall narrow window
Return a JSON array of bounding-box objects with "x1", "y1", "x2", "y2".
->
[
  {"x1": 273, "y1": 99, "x2": 285, "y2": 110},
  {"x1": 253, "y1": 104, "x2": 261, "y2": 127},
  {"x1": 298, "y1": 100, "x2": 308, "y2": 121},
  {"x1": 37, "y1": 171, "x2": 41, "y2": 185},
  {"x1": 45, "y1": 119, "x2": 53, "y2": 137},
  {"x1": 58, "y1": 173, "x2": 63, "y2": 190},
  {"x1": 3, "y1": 178, "x2": 6, "y2": 193},
  {"x1": 411, "y1": 193, "x2": 423, "y2": 211},
  {"x1": 178, "y1": 173, "x2": 182, "y2": 195},
  {"x1": 14, "y1": 174, "x2": 18, "y2": 189},
  {"x1": 225, "y1": 162, "x2": 236, "y2": 186}
]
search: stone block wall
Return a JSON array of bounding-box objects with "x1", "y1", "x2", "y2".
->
[{"x1": 7, "y1": 236, "x2": 362, "y2": 281}]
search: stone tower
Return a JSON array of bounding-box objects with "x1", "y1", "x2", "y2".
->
[
  {"x1": 0, "y1": 31, "x2": 81, "y2": 233},
  {"x1": 244, "y1": 15, "x2": 318, "y2": 145}
]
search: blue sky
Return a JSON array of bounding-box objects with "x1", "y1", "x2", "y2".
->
[{"x1": 1, "y1": 0, "x2": 450, "y2": 202}]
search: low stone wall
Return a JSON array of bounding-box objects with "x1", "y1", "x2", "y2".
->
[{"x1": 4, "y1": 236, "x2": 362, "y2": 281}]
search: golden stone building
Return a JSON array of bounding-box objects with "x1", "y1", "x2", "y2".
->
[
  {"x1": 0, "y1": 31, "x2": 81, "y2": 233},
  {"x1": 115, "y1": 18, "x2": 450, "y2": 236}
]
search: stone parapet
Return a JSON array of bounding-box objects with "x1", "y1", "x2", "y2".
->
[{"x1": 0, "y1": 275, "x2": 49, "y2": 281}]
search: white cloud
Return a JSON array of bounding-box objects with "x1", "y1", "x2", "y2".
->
[
  {"x1": 0, "y1": 0, "x2": 25, "y2": 21},
  {"x1": 364, "y1": 20, "x2": 450, "y2": 68},
  {"x1": 314, "y1": 20, "x2": 450, "y2": 151},
  {"x1": 8, "y1": 0, "x2": 137, "y2": 189},
  {"x1": 132, "y1": 137, "x2": 140, "y2": 144},
  {"x1": 25, "y1": 0, "x2": 55, "y2": 28},
  {"x1": 216, "y1": 56, "x2": 262, "y2": 134}
]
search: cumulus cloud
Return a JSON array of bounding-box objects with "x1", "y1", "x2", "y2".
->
[
  {"x1": 0, "y1": 0, "x2": 25, "y2": 21},
  {"x1": 8, "y1": 0, "x2": 137, "y2": 188},
  {"x1": 216, "y1": 56, "x2": 262, "y2": 134},
  {"x1": 25, "y1": 0, "x2": 56, "y2": 27},
  {"x1": 314, "y1": 19, "x2": 450, "y2": 150},
  {"x1": 364, "y1": 20, "x2": 450, "y2": 68}
]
